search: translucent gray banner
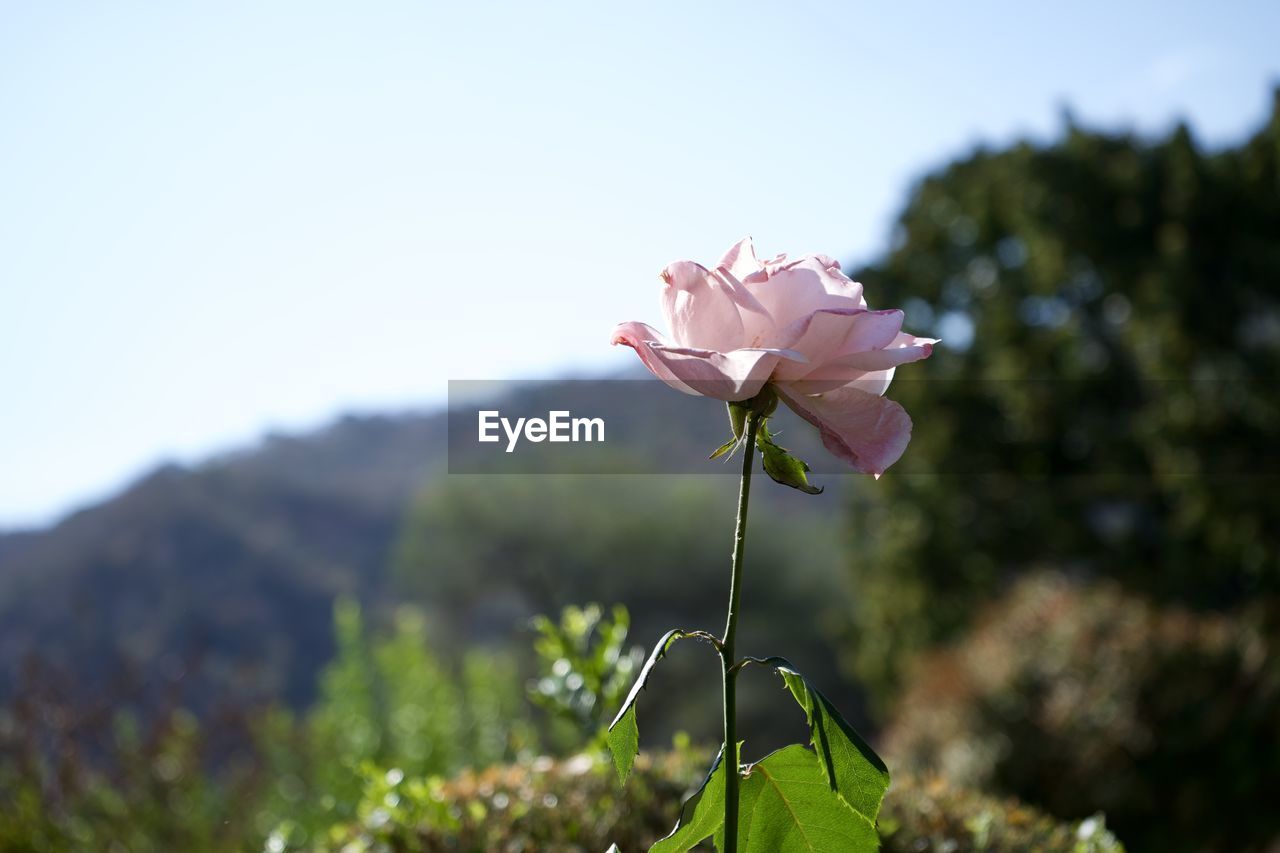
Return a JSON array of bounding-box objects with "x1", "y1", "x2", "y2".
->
[{"x1": 446, "y1": 379, "x2": 1279, "y2": 477}]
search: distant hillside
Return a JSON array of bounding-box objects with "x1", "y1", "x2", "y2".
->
[
  {"x1": 0, "y1": 378, "x2": 851, "y2": 738},
  {"x1": 0, "y1": 410, "x2": 447, "y2": 709}
]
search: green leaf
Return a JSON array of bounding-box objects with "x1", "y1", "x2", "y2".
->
[
  {"x1": 728, "y1": 400, "x2": 749, "y2": 440},
  {"x1": 759, "y1": 441, "x2": 822, "y2": 494},
  {"x1": 606, "y1": 629, "x2": 686, "y2": 785},
  {"x1": 756, "y1": 423, "x2": 823, "y2": 494},
  {"x1": 606, "y1": 705, "x2": 640, "y2": 785},
  {"x1": 708, "y1": 435, "x2": 741, "y2": 460},
  {"x1": 711, "y1": 401, "x2": 753, "y2": 459},
  {"x1": 750, "y1": 657, "x2": 890, "y2": 823},
  {"x1": 719, "y1": 745, "x2": 880, "y2": 852},
  {"x1": 647, "y1": 746, "x2": 727, "y2": 853}
]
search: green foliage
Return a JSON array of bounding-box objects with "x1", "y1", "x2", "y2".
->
[
  {"x1": 708, "y1": 435, "x2": 743, "y2": 461},
  {"x1": 655, "y1": 742, "x2": 885, "y2": 845},
  {"x1": 884, "y1": 572, "x2": 1279, "y2": 852},
  {"x1": 769, "y1": 661, "x2": 889, "y2": 822},
  {"x1": 7, "y1": 93, "x2": 1277, "y2": 853},
  {"x1": 725, "y1": 745, "x2": 880, "y2": 852},
  {"x1": 649, "y1": 747, "x2": 727, "y2": 852},
  {"x1": 0, "y1": 702, "x2": 261, "y2": 852},
  {"x1": 529, "y1": 603, "x2": 645, "y2": 751},
  {"x1": 711, "y1": 394, "x2": 821, "y2": 496},
  {"x1": 320, "y1": 750, "x2": 1119, "y2": 853},
  {"x1": 394, "y1": 474, "x2": 853, "y2": 746},
  {"x1": 847, "y1": 92, "x2": 1280, "y2": 701},
  {"x1": 638, "y1": 655, "x2": 889, "y2": 851},
  {"x1": 0, "y1": 435, "x2": 426, "y2": 721},
  {"x1": 654, "y1": 745, "x2": 883, "y2": 853},
  {"x1": 0, "y1": 600, "x2": 537, "y2": 851},
  {"x1": 601, "y1": 388, "x2": 876, "y2": 850},
  {"x1": 271, "y1": 762, "x2": 459, "y2": 852},
  {"x1": 600, "y1": 635, "x2": 696, "y2": 831},
  {"x1": 606, "y1": 629, "x2": 697, "y2": 785},
  {"x1": 877, "y1": 775, "x2": 1125, "y2": 853},
  {"x1": 326, "y1": 750, "x2": 705, "y2": 852},
  {"x1": 256, "y1": 599, "x2": 534, "y2": 844},
  {"x1": 605, "y1": 694, "x2": 640, "y2": 786},
  {"x1": 756, "y1": 422, "x2": 823, "y2": 495}
]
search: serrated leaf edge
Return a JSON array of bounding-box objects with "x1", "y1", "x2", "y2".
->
[
  {"x1": 606, "y1": 629, "x2": 688, "y2": 785},
  {"x1": 737, "y1": 656, "x2": 889, "y2": 825},
  {"x1": 734, "y1": 744, "x2": 881, "y2": 851},
  {"x1": 648, "y1": 745, "x2": 726, "y2": 853}
]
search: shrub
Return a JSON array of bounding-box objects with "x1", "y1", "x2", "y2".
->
[
  {"x1": 527, "y1": 604, "x2": 646, "y2": 753},
  {"x1": 879, "y1": 774, "x2": 1122, "y2": 853},
  {"x1": 884, "y1": 572, "x2": 1280, "y2": 852},
  {"x1": 321, "y1": 748, "x2": 1122, "y2": 852},
  {"x1": 0, "y1": 701, "x2": 261, "y2": 852},
  {"x1": 319, "y1": 749, "x2": 700, "y2": 852},
  {"x1": 256, "y1": 600, "x2": 536, "y2": 844}
]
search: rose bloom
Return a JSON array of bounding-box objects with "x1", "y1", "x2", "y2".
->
[{"x1": 612, "y1": 237, "x2": 936, "y2": 476}]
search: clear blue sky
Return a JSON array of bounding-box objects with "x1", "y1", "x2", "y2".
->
[{"x1": 2, "y1": 1, "x2": 1277, "y2": 528}]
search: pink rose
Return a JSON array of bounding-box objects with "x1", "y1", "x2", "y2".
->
[{"x1": 612, "y1": 237, "x2": 936, "y2": 476}]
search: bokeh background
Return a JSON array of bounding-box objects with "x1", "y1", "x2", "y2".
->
[{"x1": 2, "y1": 3, "x2": 1278, "y2": 851}]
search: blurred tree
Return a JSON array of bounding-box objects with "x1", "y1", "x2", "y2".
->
[
  {"x1": 392, "y1": 474, "x2": 856, "y2": 752},
  {"x1": 527, "y1": 603, "x2": 645, "y2": 751},
  {"x1": 848, "y1": 90, "x2": 1280, "y2": 701}
]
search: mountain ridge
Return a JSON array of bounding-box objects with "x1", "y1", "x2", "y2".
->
[{"x1": 0, "y1": 376, "x2": 849, "y2": 725}]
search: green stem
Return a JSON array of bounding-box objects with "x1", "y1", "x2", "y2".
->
[{"x1": 720, "y1": 411, "x2": 759, "y2": 853}]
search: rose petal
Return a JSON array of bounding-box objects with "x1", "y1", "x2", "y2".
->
[
  {"x1": 764, "y1": 253, "x2": 842, "y2": 275},
  {"x1": 610, "y1": 321, "x2": 698, "y2": 396},
  {"x1": 837, "y1": 309, "x2": 905, "y2": 354},
  {"x1": 848, "y1": 367, "x2": 896, "y2": 397},
  {"x1": 775, "y1": 383, "x2": 914, "y2": 476},
  {"x1": 709, "y1": 266, "x2": 773, "y2": 343},
  {"x1": 645, "y1": 344, "x2": 805, "y2": 401},
  {"x1": 824, "y1": 334, "x2": 937, "y2": 372},
  {"x1": 787, "y1": 367, "x2": 896, "y2": 397},
  {"x1": 660, "y1": 260, "x2": 753, "y2": 352},
  {"x1": 717, "y1": 236, "x2": 765, "y2": 283},
  {"x1": 745, "y1": 255, "x2": 866, "y2": 332},
  {"x1": 769, "y1": 308, "x2": 909, "y2": 386}
]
